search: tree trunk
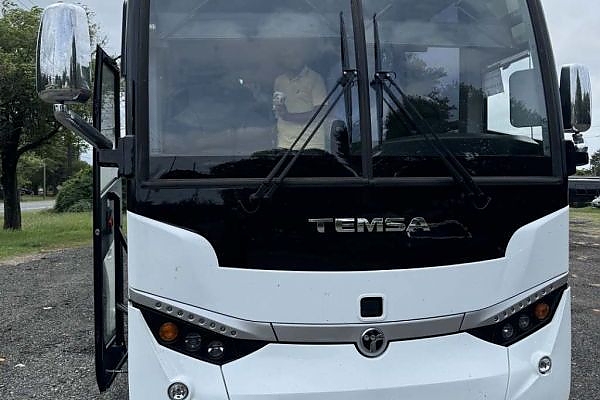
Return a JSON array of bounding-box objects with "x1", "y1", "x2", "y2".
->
[{"x1": 1, "y1": 150, "x2": 22, "y2": 230}]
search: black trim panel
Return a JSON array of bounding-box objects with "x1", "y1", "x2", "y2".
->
[{"x1": 130, "y1": 181, "x2": 567, "y2": 271}]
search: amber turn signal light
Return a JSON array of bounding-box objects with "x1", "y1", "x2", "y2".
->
[
  {"x1": 159, "y1": 322, "x2": 179, "y2": 342},
  {"x1": 534, "y1": 303, "x2": 551, "y2": 321}
]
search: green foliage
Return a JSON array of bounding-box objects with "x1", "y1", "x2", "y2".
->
[
  {"x1": 16, "y1": 154, "x2": 42, "y2": 189},
  {"x1": 17, "y1": 139, "x2": 89, "y2": 194},
  {"x1": 0, "y1": 1, "x2": 98, "y2": 228},
  {"x1": 54, "y1": 166, "x2": 92, "y2": 213},
  {"x1": 383, "y1": 54, "x2": 457, "y2": 139},
  {"x1": 590, "y1": 150, "x2": 600, "y2": 176},
  {"x1": 0, "y1": 2, "x2": 56, "y2": 151},
  {"x1": 66, "y1": 199, "x2": 93, "y2": 213},
  {"x1": 575, "y1": 168, "x2": 592, "y2": 176}
]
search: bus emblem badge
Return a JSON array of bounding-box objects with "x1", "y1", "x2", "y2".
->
[{"x1": 358, "y1": 328, "x2": 387, "y2": 357}]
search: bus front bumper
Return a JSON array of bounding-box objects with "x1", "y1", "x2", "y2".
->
[{"x1": 128, "y1": 288, "x2": 570, "y2": 400}]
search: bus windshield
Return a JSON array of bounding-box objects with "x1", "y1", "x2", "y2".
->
[
  {"x1": 363, "y1": 0, "x2": 552, "y2": 177},
  {"x1": 147, "y1": 0, "x2": 552, "y2": 180}
]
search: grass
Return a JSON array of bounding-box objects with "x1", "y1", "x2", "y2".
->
[
  {"x1": 570, "y1": 206, "x2": 600, "y2": 223},
  {"x1": 0, "y1": 211, "x2": 92, "y2": 261},
  {"x1": 570, "y1": 206, "x2": 600, "y2": 238}
]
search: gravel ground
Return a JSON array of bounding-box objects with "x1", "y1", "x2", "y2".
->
[
  {"x1": 0, "y1": 218, "x2": 598, "y2": 399},
  {"x1": 569, "y1": 216, "x2": 600, "y2": 400},
  {"x1": 0, "y1": 248, "x2": 128, "y2": 399}
]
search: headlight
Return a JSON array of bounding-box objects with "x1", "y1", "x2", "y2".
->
[
  {"x1": 467, "y1": 284, "x2": 567, "y2": 346},
  {"x1": 138, "y1": 306, "x2": 268, "y2": 365}
]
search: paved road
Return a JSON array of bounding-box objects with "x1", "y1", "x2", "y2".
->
[
  {"x1": 0, "y1": 219, "x2": 598, "y2": 399},
  {"x1": 0, "y1": 200, "x2": 55, "y2": 214}
]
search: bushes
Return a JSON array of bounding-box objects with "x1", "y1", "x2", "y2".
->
[{"x1": 55, "y1": 166, "x2": 93, "y2": 213}]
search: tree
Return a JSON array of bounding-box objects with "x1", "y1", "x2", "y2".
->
[
  {"x1": 590, "y1": 150, "x2": 600, "y2": 177},
  {"x1": 383, "y1": 53, "x2": 456, "y2": 139},
  {"x1": 0, "y1": 1, "x2": 100, "y2": 229},
  {"x1": 0, "y1": 2, "x2": 61, "y2": 229}
]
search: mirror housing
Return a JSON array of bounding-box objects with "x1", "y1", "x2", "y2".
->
[
  {"x1": 560, "y1": 64, "x2": 592, "y2": 133},
  {"x1": 37, "y1": 3, "x2": 92, "y2": 104},
  {"x1": 565, "y1": 140, "x2": 590, "y2": 176}
]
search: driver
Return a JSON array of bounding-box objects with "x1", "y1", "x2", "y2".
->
[{"x1": 273, "y1": 44, "x2": 328, "y2": 150}]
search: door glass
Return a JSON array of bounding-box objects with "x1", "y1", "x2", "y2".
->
[
  {"x1": 100, "y1": 64, "x2": 117, "y2": 148},
  {"x1": 98, "y1": 61, "x2": 119, "y2": 190},
  {"x1": 102, "y1": 199, "x2": 117, "y2": 343}
]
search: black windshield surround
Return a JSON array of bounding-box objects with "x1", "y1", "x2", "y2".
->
[{"x1": 124, "y1": 0, "x2": 568, "y2": 272}]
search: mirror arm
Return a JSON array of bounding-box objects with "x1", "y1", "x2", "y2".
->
[
  {"x1": 53, "y1": 105, "x2": 135, "y2": 178},
  {"x1": 54, "y1": 105, "x2": 113, "y2": 150}
]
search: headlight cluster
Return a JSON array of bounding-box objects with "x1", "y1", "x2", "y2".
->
[
  {"x1": 139, "y1": 306, "x2": 268, "y2": 365},
  {"x1": 467, "y1": 284, "x2": 567, "y2": 346}
]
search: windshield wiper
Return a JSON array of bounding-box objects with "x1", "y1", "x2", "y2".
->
[
  {"x1": 241, "y1": 14, "x2": 357, "y2": 212},
  {"x1": 371, "y1": 16, "x2": 491, "y2": 210}
]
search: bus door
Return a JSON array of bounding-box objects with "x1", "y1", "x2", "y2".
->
[{"x1": 92, "y1": 47, "x2": 127, "y2": 392}]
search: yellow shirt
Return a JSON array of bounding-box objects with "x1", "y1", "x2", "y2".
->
[{"x1": 274, "y1": 67, "x2": 327, "y2": 150}]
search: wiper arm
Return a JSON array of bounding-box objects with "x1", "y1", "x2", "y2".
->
[
  {"x1": 371, "y1": 16, "x2": 491, "y2": 210},
  {"x1": 340, "y1": 12, "x2": 354, "y2": 144},
  {"x1": 241, "y1": 15, "x2": 357, "y2": 212},
  {"x1": 373, "y1": 14, "x2": 384, "y2": 147},
  {"x1": 245, "y1": 72, "x2": 355, "y2": 206}
]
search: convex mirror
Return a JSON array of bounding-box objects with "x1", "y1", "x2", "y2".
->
[
  {"x1": 560, "y1": 64, "x2": 592, "y2": 133},
  {"x1": 37, "y1": 3, "x2": 92, "y2": 104}
]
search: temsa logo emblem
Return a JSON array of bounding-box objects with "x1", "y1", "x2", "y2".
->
[
  {"x1": 308, "y1": 217, "x2": 431, "y2": 235},
  {"x1": 358, "y1": 328, "x2": 387, "y2": 357}
]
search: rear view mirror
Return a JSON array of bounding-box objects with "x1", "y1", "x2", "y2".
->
[
  {"x1": 560, "y1": 64, "x2": 592, "y2": 133},
  {"x1": 37, "y1": 3, "x2": 92, "y2": 104},
  {"x1": 509, "y1": 69, "x2": 546, "y2": 128}
]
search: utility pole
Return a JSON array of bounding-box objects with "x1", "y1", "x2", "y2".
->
[{"x1": 43, "y1": 159, "x2": 46, "y2": 200}]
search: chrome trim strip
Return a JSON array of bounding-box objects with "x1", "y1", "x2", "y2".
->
[
  {"x1": 273, "y1": 314, "x2": 463, "y2": 343},
  {"x1": 130, "y1": 273, "x2": 568, "y2": 344},
  {"x1": 129, "y1": 289, "x2": 277, "y2": 341},
  {"x1": 460, "y1": 274, "x2": 568, "y2": 330}
]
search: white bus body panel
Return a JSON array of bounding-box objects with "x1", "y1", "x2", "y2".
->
[
  {"x1": 222, "y1": 334, "x2": 508, "y2": 400},
  {"x1": 127, "y1": 288, "x2": 571, "y2": 399},
  {"x1": 127, "y1": 207, "x2": 568, "y2": 324}
]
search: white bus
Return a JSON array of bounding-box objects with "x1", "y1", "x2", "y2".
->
[{"x1": 37, "y1": 1, "x2": 591, "y2": 399}]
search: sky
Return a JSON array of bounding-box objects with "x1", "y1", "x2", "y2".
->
[{"x1": 28, "y1": 0, "x2": 600, "y2": 164}]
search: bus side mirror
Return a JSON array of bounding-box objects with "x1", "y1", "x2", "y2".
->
[
  {"x1": 560, "y1": 64, "x2": 592, "y2": 133},
  {"x1": 37, "y1": 3, "x2": 92, "y2": 104}
]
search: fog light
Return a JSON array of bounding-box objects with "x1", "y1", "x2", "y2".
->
[
  {"x1": 159, "y1": 322, "x2": 179, "y2": 343},
  {"x1": 207, "y1": 340, "x2": 224, "y2": 360},
  {"x1": 184, "y1": 332, "x2": 202, "y2": 352},
  {"x1": 167, "y1": 382, "x2": 189, "y2": 400},
  {"x1": 518, "y1": 315, "x2": 531, "y2": 330},
  {"x1": 534, "y1": 303, "x2": 551, "y2": 321},
  {"x1": 538, "y1": 356, "x2": 552, "y2": 375},
  {"x1": 500, "y1": 323, "x2": 514, "y2": 339}
]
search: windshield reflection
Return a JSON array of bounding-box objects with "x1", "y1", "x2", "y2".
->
[{"x1": 148, "y1": 0, "x2": 554, "y2": 180}]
